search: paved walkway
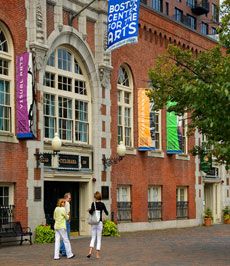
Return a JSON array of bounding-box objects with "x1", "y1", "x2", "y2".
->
[{"x1": 0, "y1": 224, "x2": 230, "y2": 265}]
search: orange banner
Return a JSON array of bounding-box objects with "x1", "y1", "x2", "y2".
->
[{"x1": 138, "y1": 89, "x2": 155, "y2": 150}]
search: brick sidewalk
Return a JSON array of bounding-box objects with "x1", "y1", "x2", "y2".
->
[{"x1": 0, "y1": 224, "x2": 230, "y2": 266}]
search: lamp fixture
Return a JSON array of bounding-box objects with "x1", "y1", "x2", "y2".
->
[
  {"x1": 34, "y1": 133, "x2": 62, "y2": 168},
  {"x1": 102, "y1": 141, "x2": 126, "y2": 171}
]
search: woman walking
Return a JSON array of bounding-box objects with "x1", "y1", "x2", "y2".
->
[
  {"x1": 53, "y1": 198, "x2": 75, "y2": 260},
  {"x1": 87, "y1": 191, "x2": 108, "y2": 259}
]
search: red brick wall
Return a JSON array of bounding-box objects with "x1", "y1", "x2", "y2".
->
[
  {"x1": 143, "y1": 0, "x2": 219, "y2": 35},
  {"x1": 86, "y1": 20, "x2": 95, "y2": 56},
  {"x1": 47, "y1": 3, "x2": 54, "y2": 38},
  {"x1": 0, "y1": 1, "x2": 28, "y2": 228},
  {"x1": 110, "y1": 6, "x2": 217, "y2": 223}
]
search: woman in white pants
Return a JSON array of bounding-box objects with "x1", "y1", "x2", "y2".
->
[
  {"x1": 53, "y1": 198, "x2": 75, "y2": 260},
  {"x1": 87, "y1": 191, "x2": 108, "y2": 259}
]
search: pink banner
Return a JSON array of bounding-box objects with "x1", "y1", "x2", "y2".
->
[{"x1": 16, "y1": 52, "x2": 31, "y2": 137}]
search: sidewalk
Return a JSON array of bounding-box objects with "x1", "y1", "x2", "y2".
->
[{"x1": 0, "y1": 224, "x2": 230, "y2": 265}]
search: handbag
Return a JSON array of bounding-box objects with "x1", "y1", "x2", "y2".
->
[{"x1": 88, "y1": 202, "x2": 100, "y2": 225}]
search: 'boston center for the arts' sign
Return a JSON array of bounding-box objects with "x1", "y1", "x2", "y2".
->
[{"x1": 107, "y1": 0, "x2": 140, "y2": 52}]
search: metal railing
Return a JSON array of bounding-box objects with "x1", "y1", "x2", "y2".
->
[
  {"x1": 0, "y1": 205, "x2": 14, "y2": 225},
  {"x1": 193, "y1": 0, "x2": 209, "y2": 10},
  {"x1": 148, "y1": 202, "x2": 162, "y2": 220},
  {"x1": 176, "y1": 201, "x2": 188, "y2": 219},
  {"x1": 117, "y1": 202, "x2": 132, "y2": 222}
]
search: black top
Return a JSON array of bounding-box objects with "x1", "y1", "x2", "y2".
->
[{"x1": 89, "y1": 201, "x2": 109, "y2": 221}]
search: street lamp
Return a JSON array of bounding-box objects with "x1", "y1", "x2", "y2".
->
[
  {"x1": 102, "y1": 141, "x2": 126, "y2": 171},
  {"x1": 34, "y1": 133, "x2": 62, "y2": 168}
]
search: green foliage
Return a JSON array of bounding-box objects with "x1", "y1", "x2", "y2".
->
[
  {"x1": 222, "y1": 206, "x2": 230, "y2": 216},
  {"x1": 34, "y1": 224, "x2": 55, "y2": 243},
  {"x1": 218, "y1": 0, "x2": 230, "y2": 53},
  {"x1": 147, "y1": 44, "x2": 230, "y2": 169},
  {"x1": 204, "y1": 208, "x2": 213, "y2": 221},
  {"x1": 102, "y1": 220, "x2": 120, "y2": 237}
]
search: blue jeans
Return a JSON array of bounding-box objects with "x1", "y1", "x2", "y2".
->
[{"x1": 60, "y1": 220, "x2": 70, "y2": 256}]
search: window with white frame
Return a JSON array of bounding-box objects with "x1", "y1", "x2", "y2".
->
[
  {"x1": 0, "y1": 183, "x2": 14, "y2": 224},
  {"x1": 117, "y1": 186, "x2": 131, "y2": 202},
  {"x1": 150, "y1": 104, "x2": 161, "y2": 150},
  {"x1": 176, "y1": 187, "x2": 188, "y2": 202},
  {"x1": 0, "y1": 186, "x2": 9, "y2": 206},
  {"x1": 43, "y1": 47, "x2": 90, "y2": 143},
  {"x1": 181, "y1": 115, "x2": 187, "y2": 153},
  {"x1": 148, "y1": 186, "x2": 161, "y2": 202},
  {"x1": 0, "y1": 24, "x2": 14, "y2": 134},
  {"x1": 148, "y1": 186, "x2": 162, "y2": 220},
  {"x1": 176, "y1": 186, "x2": 188, "y2": 218},
  {"x1": 178, "y1": 115, "x2": 187, "y2": 154},
  {"x1": 117, "y1": 185, "x2": 132, "y2": 222},
  {"x1": 117, "y1": 65, "x2": 133, "y2": 147}
]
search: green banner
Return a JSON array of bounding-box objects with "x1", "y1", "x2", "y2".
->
[
  {"x1": 200, "y1": 154, "x2": 212, "y2": 173},
  {"x1": 166, "y1": 102, "x2": 182, "y2": 154}
]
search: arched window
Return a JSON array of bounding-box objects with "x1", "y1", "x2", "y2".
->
[
  {"x1": 0, "y1": 24, "x2": 13, "y2": 134},
  {"x1": 117, "y1": 65, "x2": 133, "y2": 147},
  {"x1": 43, "y1": 47, "x2": 91, "y2": 143}
]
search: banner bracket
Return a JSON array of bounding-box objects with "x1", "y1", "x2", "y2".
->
[{"x1": 68, "y1": 0, "x2": 97, "y2": 26}]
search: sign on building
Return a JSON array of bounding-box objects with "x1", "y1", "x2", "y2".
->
[
  {"x1": 138, "y1": 89, "x2": 155, "y2": 151},
  {"x1": 107, "y1": 0, "x2": 140, "y2": 52},
  {"x1": 16, "y1": 52, "x2": 36, "y2": 138},
  {"x1": 166, "y1": 101, "x2": 183, "y2": 153}
]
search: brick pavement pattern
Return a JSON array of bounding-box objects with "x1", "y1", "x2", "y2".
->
[{"x1": 0, "y1": 224, "x2": 230, "y2": 266}]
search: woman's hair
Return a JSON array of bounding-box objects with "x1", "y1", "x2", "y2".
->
[
  {"x1": 57, "y1": 198, "x2": 66, "y2": 207},
  {"x1": 94, "y1": 191, "x2": 102, "y2": 200}
]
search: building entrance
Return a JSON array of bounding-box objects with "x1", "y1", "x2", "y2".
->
[
  {"x1": 204, "y1": 182, "x2": 221, "y2": 223},
  {"x1": 44, "y1": 181, "x2": 79, "y2": 232}
]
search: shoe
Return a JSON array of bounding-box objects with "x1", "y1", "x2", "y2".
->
[
  {"x1": 68, "y1": 254, "x2": 75, "y2": 259},
  {"x1": 54, "y1": 258, "x2": 60, "y2": 260},
  {"x1": 87, "y1": 253, "x2": 91, "y2": 258}
]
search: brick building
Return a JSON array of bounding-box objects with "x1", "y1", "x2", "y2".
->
[
  {"x1": 0, "y1": 0, "x2": 112, "y2": 236},
  {"x1": 1, "y1": 0, "x2": 228, "y2": 236},
  {"x1": 109, "y1": 1, "x2": 223, "y2": 232}
]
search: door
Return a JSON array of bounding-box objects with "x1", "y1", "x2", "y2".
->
[{"x1": 44, "y1": 181, "x2": 79, "y2": 232}]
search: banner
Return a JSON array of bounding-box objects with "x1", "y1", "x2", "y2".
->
[
  {"x1": 138, "y1": 89, "x2": 155, "y2": 151},
  {"x1": 16, "y1": 52, "x2": 36, "y2": 138},
  {"x1": 166, "y1": 102, "x2": 183, "y2": 153},
  {"x1": 200, "y1": 153, "x2": 212, "y2": 173},
  {"x1": 107, "y1": 0, "x2": 140, "y2": 52}
]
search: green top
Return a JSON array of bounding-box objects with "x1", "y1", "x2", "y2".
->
[{"x1": 53, "y1": 207, "x2": 69, "y2": 230}]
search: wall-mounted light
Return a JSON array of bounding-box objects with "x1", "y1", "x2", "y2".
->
[
  {"x1": 34, "y1": 133, "x2": 62, "y2": 168},
  {"x1": 102, "y1": 141, "x2": 126, "y2": 171}
]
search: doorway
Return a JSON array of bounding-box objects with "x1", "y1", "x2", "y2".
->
[
  {"x1": 204, "y1": 182, "x2": 221, "y2": 223},
  {"x1": 44, "y1": 181, "x2": 79, "y2": 232}
]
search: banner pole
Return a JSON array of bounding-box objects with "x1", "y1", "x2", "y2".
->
[{"x1": 69, "y1": 0, "x2": 97, "y2": 26}]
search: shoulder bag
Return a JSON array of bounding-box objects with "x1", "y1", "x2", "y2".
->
[{"x1": 88, "y1": 202, "x2": 100, "y2": 225}]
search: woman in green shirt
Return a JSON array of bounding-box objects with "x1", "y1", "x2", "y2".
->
[{"x1": 53, "y1": 198, "x2": 75, "y2": 260}]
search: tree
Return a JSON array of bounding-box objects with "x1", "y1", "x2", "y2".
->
[
  {"x1": 147, "y1": 42, "x2": 230, "y2": 168},
  {"x1": 219, "y1": 0, "x2": 230, "y2": 52}
]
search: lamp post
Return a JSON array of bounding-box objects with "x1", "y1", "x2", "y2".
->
[
  {"x1": 102, "y1": 141, "x2": 126, "y2": 171},
  {"x1": 34, "y1": 133, "x2": 62, "y2": 168}
]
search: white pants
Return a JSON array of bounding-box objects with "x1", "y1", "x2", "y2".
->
[
  {"x1": 54, "y1": 229, "x2": 73, "y2": 259},
  {"x1": 90, "y1": 221, "x2": 103, "y2": 250}
]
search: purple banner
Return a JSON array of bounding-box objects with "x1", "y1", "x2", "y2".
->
[{"x1": 16, "y1": 53, "x2": 30, "y2": 137}]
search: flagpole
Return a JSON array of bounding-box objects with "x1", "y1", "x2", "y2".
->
[{"x1": 69, "y1": 0, "x2": 97, "y2": 26}]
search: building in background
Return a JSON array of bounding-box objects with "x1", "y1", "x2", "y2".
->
[{"x1": 140, "y1": 0, "x2": 219, "y2": 36}]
